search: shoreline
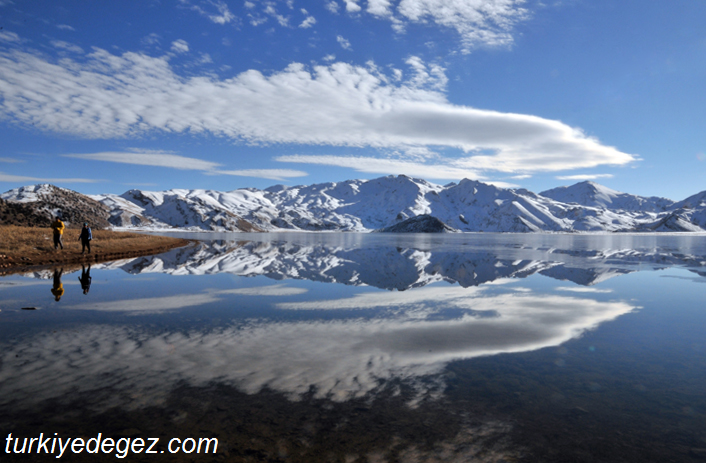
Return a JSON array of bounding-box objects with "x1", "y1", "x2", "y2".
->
[{"x1": 0, "y1": 225, "x2": 194, "y2": 276}]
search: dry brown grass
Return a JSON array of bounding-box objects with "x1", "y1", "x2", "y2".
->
[{"x1": 0, "y1": 225, "x2": 193, "y2": 273}]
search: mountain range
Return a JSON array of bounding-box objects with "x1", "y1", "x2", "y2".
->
[{"x1": 2, "y1": 176, "x2": 706, "y2": 233}]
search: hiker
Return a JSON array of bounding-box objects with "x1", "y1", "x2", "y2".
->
[
  {"x1": 51, "y1": 268, "x2": 64, "y2": 301},
  {"x1": 51, "y1": 215, "x2": 65, "y2": 250},
  {"x1": 78, "y1": 264, "x2": 92, "y2": 294},
  {"x1": 78, "y1": 222, "x2": 92, "y2": 254}
]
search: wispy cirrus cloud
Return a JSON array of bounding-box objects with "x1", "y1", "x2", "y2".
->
[
  {"x1": 63, "y1": 151, "x2": 222, "y2": 171},
  {"x1": 50, "y1": 40, "x2": 84, "y2": 54},
  {"x1": 212, "y1": 169, "x2": 308, "y2": 181},
  {"x1": 556, "y1": 174, "x2": 614, "y2": 181},
  {"x1": 0, "y1": 42, "x2": 635, "y2": 178},
  {"x1": 62, "y1": 151, "x2": 308, "y2": 181},
  {"x1": 0, "y1": 172, "x2": 99, "y2": 184},
  {"x1": 0, "y1": 30, "x2": 20, "y2": 43}
]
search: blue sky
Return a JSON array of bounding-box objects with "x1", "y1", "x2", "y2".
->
[{"x1": 0, "y1": 0, "x2": 704, "y2": 200}]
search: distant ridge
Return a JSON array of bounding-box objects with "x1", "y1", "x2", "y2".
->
[{"x1": 2, "y1": 176, "x2": 706, "y2": 233}]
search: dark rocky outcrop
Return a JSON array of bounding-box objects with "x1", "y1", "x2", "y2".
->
[{"x1": 375, "y1": 214, "x2": 458, "y2": 233}]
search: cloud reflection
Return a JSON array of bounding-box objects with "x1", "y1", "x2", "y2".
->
[
  {"x1": 63, "y1": 284, "x2": 307, "y2": 314},
  {"x1": 0, "y1": 287, "x2": 636, "y2": 411}
]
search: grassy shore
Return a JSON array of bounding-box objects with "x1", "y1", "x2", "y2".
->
[{"x1": 0, "y1": 225, "x2": 193, "y2": 275}]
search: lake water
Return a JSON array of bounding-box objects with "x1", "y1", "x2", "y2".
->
[{"x1": 1, "y1": 233, "x2": 706, "y2": 462}]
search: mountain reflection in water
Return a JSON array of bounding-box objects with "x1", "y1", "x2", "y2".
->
[{"x1": 1, "y1": 233, "x2": 705, "y2": 462}]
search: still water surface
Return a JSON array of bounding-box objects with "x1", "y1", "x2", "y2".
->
[{"x1": 1, "y1": 233, "x2": 706, "y2": 462}]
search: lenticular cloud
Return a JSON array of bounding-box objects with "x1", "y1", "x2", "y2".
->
[{"x1": 0, "y1": 45, "x2": 634, "y2": 173}]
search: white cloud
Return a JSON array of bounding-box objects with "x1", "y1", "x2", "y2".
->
[
  {"x1": 213, "y1": 168, "x2": 309, "y2": 181},
  {"x1": 264, "y1": 4, "x2": 290, "y2": 26},
  {"x1": 0, "y1": 172, "x2": 99, "y2": 184},
  {"x1": 170, "y1": 39, "x2": 190, "y2": 53},
  {"x1": 186, "y1": 0, "x2": 236, "y2": 24},
  {"x1": 276, "y1": 155, "x2": 483, "y2": 180},
  {"x1": 197, "y1": 52, "x2": 213, "y2": 64},
  {"x1": 248, "y1": 14, "x2": 268, "y2": 26},
  {"x1": 141, "y1": 33, "x2": 161, "y2": 46},
  {"x1": 299, "y1": 15, "x2": 316, "y2": 28},
  {"x1": 0, "y1": 30, "x2": 20, "y2": 43},
  {"x1": 325, "y1": 1, "x2": 340, "y2": 13},
  {"x1": 56, "y1": 24, "x2": 75, "y2": 31},
  {"x1": 335, "y1": 0, "x2": 531, "y2": 52},
  {"x1": 343, "y1": 0, "x2": 362, "y2": 13},
  {"x1": 50, "y1": 40, "x2": 84, "y2": 54},
  {"x1": 323, "y1": 53, "x2": 336, "y2": 61},
  {"x1": 336, "y1": 35, "x2": 352, "y2": 50},
  {"x1": 556, "y1": 174, "x2": 615, "y2": 181},
  {"x1": 62, "y1": 151, "x2": 308, "y2": 181},
  {"x1": 0, "y1": 157, "x2": 22, "y2": 163},
  {"x1": 368, "y1": 0, "x2": 393, "y2": 17},
  {"x1": 410, "y1": 0, "x2": 528, "y2": 51},
  {"x1": 63, "y1": 152, "x2": 221, "y2": 171},
  {"x1": 0, "y1": 45, "x2": 636, "y2": 175}
]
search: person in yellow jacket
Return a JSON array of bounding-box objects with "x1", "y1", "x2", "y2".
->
[
  {"x1": 51, "y1": 215, "x2": 65, "y2": 250},
  {"x1": 51, "y1": 268, "x2": 64, "y2": 301}
]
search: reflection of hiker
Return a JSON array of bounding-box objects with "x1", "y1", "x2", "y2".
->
[
  {"x1": 51, "y1": 216, "x2": 65, "y2": 250},
  {"x1": 51, "y1": 268, "x2": 64, "y2": 301},
  {"x1": 78, "y1": 264, "x2": 92, "y2": 295},
  {"x1": 78, "y1": 223, "x2": 92, "y2": 254}
]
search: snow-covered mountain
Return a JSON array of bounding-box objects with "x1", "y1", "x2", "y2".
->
[
  {"x1": 2, "y1": 176, "x2": 706, "y2": 233},
  {"x1": 540, "y1": 181, "x2": 674, "y2": 212}
]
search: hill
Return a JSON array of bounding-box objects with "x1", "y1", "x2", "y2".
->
[{"x1": 0, "y1": 184, "x2": 111, "y2": 229}]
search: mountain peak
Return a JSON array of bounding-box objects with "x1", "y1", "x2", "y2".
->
[{"x1": 540, "y1": 181, "x2": 672, "y2": 212}]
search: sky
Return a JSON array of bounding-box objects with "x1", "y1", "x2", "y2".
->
[{"x1": 0, "y1": 0, "x2": 704, "y2": 200}]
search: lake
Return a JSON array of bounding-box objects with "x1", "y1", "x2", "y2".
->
[{"x1": 1, "y1": 232, "x2": 706, "y2": 462}]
